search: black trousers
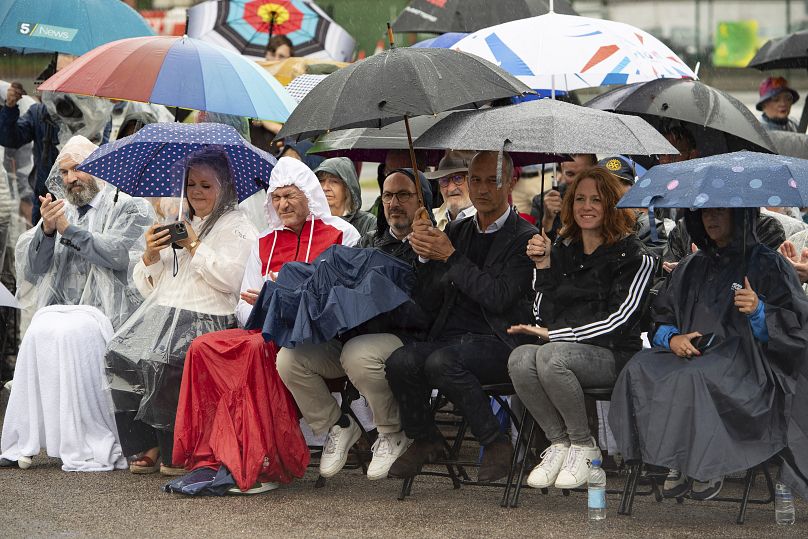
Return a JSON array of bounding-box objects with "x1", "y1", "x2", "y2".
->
[
  {"x1": 115, "y1": 412, "x2": 175, "y2": 466},
  {"x1": 385, "y1": 333, "x2": 511, "y2": 446}
]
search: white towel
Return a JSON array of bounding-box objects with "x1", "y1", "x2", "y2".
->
[{"x1": 1, "y1": 305, "x2": 127, "y2": 471}]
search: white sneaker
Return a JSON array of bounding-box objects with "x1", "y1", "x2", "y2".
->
[
  {"x1": 554, "y1": 438, "x2": 601, "y2": 489},
  {"x1": 526, "y1": 443, "x2": 569, "y2": 489},
  {"x1": 17, "y1": 456, "x2": 32, "y2": 470},
  {"x1": 319, "y1": 417, "x2": 361, "y2": 478},
  {"x1": 367, "y1": 431, "x2": 413, "y2": 480},
  {"x1": 227, "y1": 481, "x2": 279, "y2": 495}
]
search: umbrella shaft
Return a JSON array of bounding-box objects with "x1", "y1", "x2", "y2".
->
[{"x1": 403, "y1": 116, "x2": 425, "y2": 208}]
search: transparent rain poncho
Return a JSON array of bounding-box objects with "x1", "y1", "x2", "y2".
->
[
  {"x1": 41, "y1": 92, "x2": 114, "y2": 148},
  {"x1": 14, "y1": 135, "x2": 154, "y2": 331},
  {"x1": 104, "y1": 147, "x2": 259, "y2": 430}
]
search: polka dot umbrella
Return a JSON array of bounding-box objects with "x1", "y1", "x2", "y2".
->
[{"x1": 77, "y1": 122, "x2": 276, "y2": 203}]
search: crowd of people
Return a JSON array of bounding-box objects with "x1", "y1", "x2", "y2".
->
[{"x1": 0, "y1": 71, "x2": 806, "y2": 512}]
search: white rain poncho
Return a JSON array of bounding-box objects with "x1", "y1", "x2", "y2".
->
[
  {"x1": 41, "y1": 92, "x2": 114, "y2": 148},
  {"x1": 1, "y1": 136, "x2": 154, "y2": 471},
  {"x1": 105, "y1": 147, "x2": 258, "y2": 431}
]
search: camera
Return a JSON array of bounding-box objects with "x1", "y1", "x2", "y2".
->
[
  {"x1": 54, "y1": 95, "x2": 82, "y2": 119},
  {"x1": 155, "y1": 221, "x2": 189, "y2": 244}
]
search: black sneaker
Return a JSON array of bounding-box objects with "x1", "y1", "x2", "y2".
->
[
  {"x1": 0, "y1": 457, "x2": 16, "y2": 467},
  {"x1": 662, "y1": 468, "x2": 692, "y2": 498},
  {"x1": 387, "y1": 437, "x2": 445, "y2": 479},
  {"x1": 691, "y1": 476, "x2": 724, "y2": 500}
]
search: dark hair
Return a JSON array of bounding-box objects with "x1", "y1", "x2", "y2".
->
[
  {"x1": 185, "y1": 147, "x2": 238, "y2": 239},
  {"x1": 267, "y1": 35, "x2": 294, "y2": 55},
  {"x1": 569, "y1": 153, "x2": 597, "y2": 166},
  {"x1": 559, "y1": 167, "x2": 636, "y2": 246},
  {"x1": 662, "y1": 125, "x2": 697, "y2": 153}
]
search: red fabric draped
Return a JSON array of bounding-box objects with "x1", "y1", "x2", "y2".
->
[{"x1": 173, "y1": 329, "x2": 309, "y2": 490}]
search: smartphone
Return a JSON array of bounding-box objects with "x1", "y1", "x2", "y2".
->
[
  {"x1": 154, "y1": 221, "x2": 189, "y2": 243},
  {"x1": 691, "y1": 333, "x2": 716, "y2": 353}
]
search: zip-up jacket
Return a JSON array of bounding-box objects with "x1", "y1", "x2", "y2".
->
[{"x1": 533, "y1": 233, "x2": 656, "y2": 371}]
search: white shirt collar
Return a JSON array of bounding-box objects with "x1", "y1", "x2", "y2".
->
[
  {"x1": 447, "y1": 205, "x2": 475, "y2": 224},
  {"x1": 388, "y1": 228, "x2": 409, "y2": 243},
  {"x1": 85, "y1": 190, "x2": 103, "y2": 210},
  {"x1": 474, "y1": 206, "x2": 511, "y2": 234}
]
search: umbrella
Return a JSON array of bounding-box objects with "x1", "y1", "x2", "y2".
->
[
  {"x1": 285, "y1": 74, "x2": 328, "y2": 103},
  {"x1": 748, "y1": 30, "x2": 808, "y2": 132},
  {"x1": 451, "y1": 12, "x2": 695, "y2": 95},
  {"x1": 585, "y1": 79, "x2": 776, "y2": 160},
  {"x1": 78, "y1": 122, "x2": 277, "y2": 203},
  {"x1": 0, "y1": 0, "x2": 154, "y2": 56},
  {"x1": 38, "y1": 36, "x2": 296, "y2": 122},
  {"x1": 769, "y1": 131, "x2": 808, "y2": 159},
  {"x1": 187, "y1": 0, "x2": 355, "y2": 62},
  {"x1": 245, "y1": 245, "x2": 415, "y2": 348},
  {"x1": 392, "y1": 0, "x2": 576, "y2": 34},
  {"x1": 412, "y1": 33, "x2": 468, "y2": 49},
  {"x1": 414, "y1": 99, "x2": 678, "y2": 158},
  {"x1": 617, "y1": 151, "x2": 808, "y2": 210},
  {"x1": 275, "y1": 41, "x2": 531, "y2": 207}
]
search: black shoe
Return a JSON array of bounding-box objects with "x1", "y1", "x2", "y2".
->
[
  {"x1": 0, "y1": 457, "x2": 16, "y2": 468},
  {"x1": 387, "y1": 438, "x2": 445, "y2": 479},
  {"x1": 478, "y1": 438, "x2": 514, "y2": 483},
  {"x1": 690, "y1": 477, "x2": 724, "y2": 501}
]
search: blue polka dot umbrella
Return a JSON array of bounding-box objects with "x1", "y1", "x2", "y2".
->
[
  {"x1": 618, "y1": 151, "x2": 808, "y2": 210},
  {"x1": 77, "y1": 122, "x2": 276, "y2": 203}
]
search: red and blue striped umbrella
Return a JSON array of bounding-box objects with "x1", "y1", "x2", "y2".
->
[{"x1": 38, "y1": 35, "x2": 296, "y2": 122}]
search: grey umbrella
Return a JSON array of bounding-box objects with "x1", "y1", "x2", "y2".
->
[
  {"x1": 585, "y1": 79, "x2": 776, "y2": 158},
  {"x1": 413, "y1": 99, "x2": 677, "y2": 156}
]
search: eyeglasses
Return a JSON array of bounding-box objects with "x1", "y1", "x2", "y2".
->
[
  {"x1": 381, "y1": 191, "x2": 417, "y2": 204},
  {"x1": 438, "y1": 173, "x2": 467, "y2": 188}
]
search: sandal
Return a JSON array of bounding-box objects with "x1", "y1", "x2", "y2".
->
[
  {"x1": 130, "y1": 453, "x2": 160, "y2": 474},
  {"x1": 160, "y1": 464, "x2": 187, "y2": 477}
]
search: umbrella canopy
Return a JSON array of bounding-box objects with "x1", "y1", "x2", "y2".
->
[
  {"x1": 187, "y1": 0, "x2": 355, "y2": 62},
  {"x1": 38, "y1": 36, "x2": 296, "y2": 122},
  {"x1": 769, "y1": 131, "x2": 808, "y2": 159},
  {"x1": 748, "y1": 30, "x2": 808, "y2": 71},
  {"x1": 285, "y1": 74, "x2": 328, "y2": 103},
  {"x1": 412, "y1": 32, "x2": 468, "y2": 49},
  {"x1": 0, "y1": 0, "x2": 154, "y2": 56},
  {"x1": 78, "y1": 122, "x2": 277, "y2": 203},
  {"x1": 245, "y1": 245, "x2": 415, "y2": 348},
  {"x1": 585, "y1": 79, "x2": 776, "y2": 157},
  {"x1": 452, "y1": 12, "x2": 695, "y2": 94},
  {"x1": 617, "y1": 151, "x2": 808, "y2": 209},
  {"x1": 392, "y1": 0, "x2": 576, "y2": 34},
  {"x1": 276, "y1": 47, "x2": 531, "y2": 142},
  {"x1": 414, "y1": 99, "x2": 677, "y2": 158}
]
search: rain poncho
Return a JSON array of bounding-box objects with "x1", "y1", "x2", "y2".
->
[
  {"x1": 173, "y1": 156, "x2": 358, "y2": 491},
  {"x1": 314, "y1": 157, "x2": 376, "y2": 236},
  {"x1": 1, "y1": 136, "x2": 153, "y2": 471},
  {"x1": 105, "y1": 147, "x2": 258, "y2": 432},
  {"x1": 610, "y1": 208, "x2": 808, "y2": 498}
]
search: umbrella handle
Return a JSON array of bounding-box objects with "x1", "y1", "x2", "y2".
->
[
  {"x1": 387, "y1": 23, "x2": 395, "y2": 49},
  {"x1": 403, "y1": 116, "x2": 425, "y2": 209}
]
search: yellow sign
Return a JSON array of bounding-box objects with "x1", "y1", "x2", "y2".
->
[{"x1": 714, "y1": 20, "x2": 760, "y2": 67}]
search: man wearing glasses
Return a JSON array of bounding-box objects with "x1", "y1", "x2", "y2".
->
[{"x1": 427, "y1": 151, "x2": 476, "y2": 231}]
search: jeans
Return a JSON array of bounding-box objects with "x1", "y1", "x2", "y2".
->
[
  {"x1": 385, "y1": 334, "x2": 511, "y2": 446},
  {"x1": 508, "y1": 342, "x2": 616, "y2": 445}
]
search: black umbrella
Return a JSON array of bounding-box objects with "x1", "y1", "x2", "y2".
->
[
  {"x1": 748, "y1": 30, "x2": 808, "y2": 132},
  {"x1": 392, "y1": 0, "x2": 576, "y2": 34},
  {"x1": 585, "y1": 79, "x2": 776, "y2": 166},
  {"x1": 276, "y1": 31, "x2": 531, "y2": 206}
]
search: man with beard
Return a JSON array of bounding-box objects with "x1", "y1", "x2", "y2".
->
[
  {"x1": 0, "y1": 135, "x2": 153, "y2": 472},
  {"x1": 428, "y1": 151, "x2": 475, "y2": 231}
]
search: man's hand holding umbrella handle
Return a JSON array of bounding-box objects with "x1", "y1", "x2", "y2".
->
[
  {"x1": 142, "y1": 222, "x2": 172, "y2": 266},
  {"x1": 670, "y1": 332, "x2": 703, "y2": 359},
  {"x1": 39, "y1": 194, "x2": 67, "y2": 236},
  {"x1": 734, "y1": 277, "x2": 759, "y2": 315},
  {"x1": 527, "y1": 229, "x2": 551, "y2": 269},
  {"x1": 410, "y1": 218, "x2": 455, "y2": 262}
]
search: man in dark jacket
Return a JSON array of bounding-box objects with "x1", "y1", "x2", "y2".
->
[
  {"x1": 276, "y1": 169, "x2": 432, "y2": 482},
  {"x1": 386, "y1": 151, "x2": 537, "y2": 481},
  {"x1": 315, "y1": 157, "x2": 377, "y2": 236}
]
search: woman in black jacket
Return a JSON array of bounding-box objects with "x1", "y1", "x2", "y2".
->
[{"x1": 507, "y1": 167, "x2": 655, "y2": 490}]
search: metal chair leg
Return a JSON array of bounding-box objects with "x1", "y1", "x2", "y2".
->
[
  {"x1": 510, "y1": 419, "x2": 535, "y2": 508},
  {"x1": 501, "y1": 406, "x2": 528, "y2": 507},
  {"x1": 736, "y1": 467, "x2": 756, "y2": 525},
  {"x1": 618, "y1": 462, "x2": 641, "y2": 515}
]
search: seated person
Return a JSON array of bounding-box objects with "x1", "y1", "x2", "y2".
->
[
  {"x1": 173, "y1": 157, "x2": 360, "y2": 495},
  {"x1": 105, "y1": 148, "x2": 258, "y2": 476},
  {"x1": 507, "y1": 167, "x2": 654, "y2": 490},
  {"x1": 426, "y1": 151, "x2": 475, "y2": 231},
  {"x1": 276, "y1": 169, "x2": 433, "y2": 482},
  {"x1": 610, "y1": 207, "x2": 808, "y2": 501},
  {"x1": 1, "y1": 136, "x2": 153, "y2": 471},
  {"x1": 385, "y1": 151, "x2": 537, "y2": 481},
  {"x1": 315, "y1": 157, "x2": 376, "y2": 236}
]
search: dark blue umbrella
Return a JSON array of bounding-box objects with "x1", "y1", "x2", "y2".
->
[
  {"x1": 78, "y1": 122, "x2": 276, "y2": 202},
  {"x1": 618, "y1": 151, "x2": 808, "y2": 210},
  {"x1": 245, "y1": 245, "x2": 415, "y2": 348}
]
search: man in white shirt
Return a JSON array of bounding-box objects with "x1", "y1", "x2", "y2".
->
[{"x1": 428, "y1": 151, "x2": 476, "y2": 231}]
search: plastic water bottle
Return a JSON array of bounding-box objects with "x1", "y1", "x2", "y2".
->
[
  {"x1": 588, "y1": 458, "x2": 607, "y2": 521},
  {"x1": 775, "y1": 482, "x2": 795, "y2": 525}
]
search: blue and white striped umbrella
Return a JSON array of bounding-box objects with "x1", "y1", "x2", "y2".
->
[{"x1": 78, "y1": 122, "x2": 276, "y2": 203}]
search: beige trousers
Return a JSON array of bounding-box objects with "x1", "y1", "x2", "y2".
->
[{"x1": 276, "y1": 333, "x2": 404, "y2": 435}]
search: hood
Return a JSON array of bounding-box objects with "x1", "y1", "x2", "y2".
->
[
  {"x1": 375, "y1": 168, "x2": 435, "y2": 237},
  {"x1": 45, "y1": 135, "x2": 102, "y2": 199},
  {"x1": 314, "y1": 157, "x2": 361, "y2": 214},
  {"x1": 684, "y1": 207, "x2": 760, "y2": 257},
  {"x1": 264, "y1": 157, "x2": 359, "y2": 244}
]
